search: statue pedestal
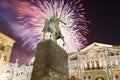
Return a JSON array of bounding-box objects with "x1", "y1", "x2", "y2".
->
[{"x1": 31, "y1": 39, "x2": 68, "y2": 80}]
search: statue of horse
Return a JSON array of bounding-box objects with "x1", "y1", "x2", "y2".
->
[{"x1": 42, "y1": 15, "x2": 66, "y2": 45}]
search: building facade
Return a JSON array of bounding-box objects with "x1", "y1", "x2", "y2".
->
[
  {"x1": 0, "y1": 32, "x2": 15, "y2": 73},
  {"x1": 69, "y1": 42, "x2": 120, "y2": 80}
]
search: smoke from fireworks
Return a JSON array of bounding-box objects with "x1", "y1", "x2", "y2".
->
[{"x1": 16, "y1": 0, "x2": 88, "y2": 53}]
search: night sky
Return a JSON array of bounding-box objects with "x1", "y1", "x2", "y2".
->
[
  {"x1": 83, "y1": 0, "x2": 120, "y2": 45},
  {"x1": 0, "y1": 0, "x2": 120, "y2": 64}
]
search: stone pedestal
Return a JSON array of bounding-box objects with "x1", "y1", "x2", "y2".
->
[{"x1": 31, "y1": 40, "x2": 68, "y2": 80}]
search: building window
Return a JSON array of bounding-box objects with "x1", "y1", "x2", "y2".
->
[
  {"x1": 4, "y1": 56, "x2": 7, "y2": 61},
  {"x1": 0, "y1": 44, "x2": 5, "y2": 51}
]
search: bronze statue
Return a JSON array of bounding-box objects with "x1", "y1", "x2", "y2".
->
[{"x1": 42, "y1": 14, "x2": 66, "y2": 45}]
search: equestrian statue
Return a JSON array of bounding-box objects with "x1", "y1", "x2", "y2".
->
[{"x1": 42, "y1": 14, "x2": 66, "y2": 45}]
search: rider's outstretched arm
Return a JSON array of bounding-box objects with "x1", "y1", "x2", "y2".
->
[{"x1": 57, "y1": 18, "x2": 67, "y2": 25}]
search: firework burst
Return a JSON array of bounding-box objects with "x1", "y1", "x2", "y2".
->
[{"x1": 16, "y1": 0, "x2": 88, "y2": 53}]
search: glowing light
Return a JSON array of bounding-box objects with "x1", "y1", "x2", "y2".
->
[
  {"x1": 16, "y1": 0, "x2": 88, "y2": 53},
  {"x1": 30, "y1": 57, "x2": 35, "y2": 63}
]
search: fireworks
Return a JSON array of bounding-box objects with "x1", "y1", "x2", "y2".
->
[{"x1": 16, "y1": 0, "x2": 88, "y2": 53}]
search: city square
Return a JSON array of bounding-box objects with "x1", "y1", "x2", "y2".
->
[{"x1": 0, "y1": 0, "x2": 120, "y2": 80}]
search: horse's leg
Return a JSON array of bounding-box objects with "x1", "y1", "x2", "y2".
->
[
  {"x1": 50, "y1": 34, "x2": 52, "y2": 39},
  {"x1": 62, "y1": 37, "x2": 65, "y2": 46},
  {"x1": 43, "y1": 32, "x2": 46, "y2": 40},
  {"x1": 60, "y1": 32, "x2": 65, "y2": 46},
  {"x1": 53, "y1": 33, "x2": 57, "y2": 43},
  {"x1": 43, "y1": 33, "x2": 45, "y2": 40}
]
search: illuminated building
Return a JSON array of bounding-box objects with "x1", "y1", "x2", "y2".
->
[
  {"x1": 69, "y1": 42, "x2": 120, "y2": 80},
  {"x1": 0, "y1": 32, "x2": 15, "y2": 71}
]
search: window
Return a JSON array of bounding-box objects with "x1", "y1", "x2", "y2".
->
[
  {"x1": 4, "y1": 56, "x2": 7, "y2": 61},
  {"x1": 0, "y1": 44, "x2": 5, "y2": 51}
]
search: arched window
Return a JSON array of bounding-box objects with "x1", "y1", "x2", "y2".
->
[{"x1": 95, "y1": 76, "x2": 105, "y2": 80}]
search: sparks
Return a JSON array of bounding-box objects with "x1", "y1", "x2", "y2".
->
[{"x1": 16, "y1": 0, "x2": 88, "y2": 53}]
